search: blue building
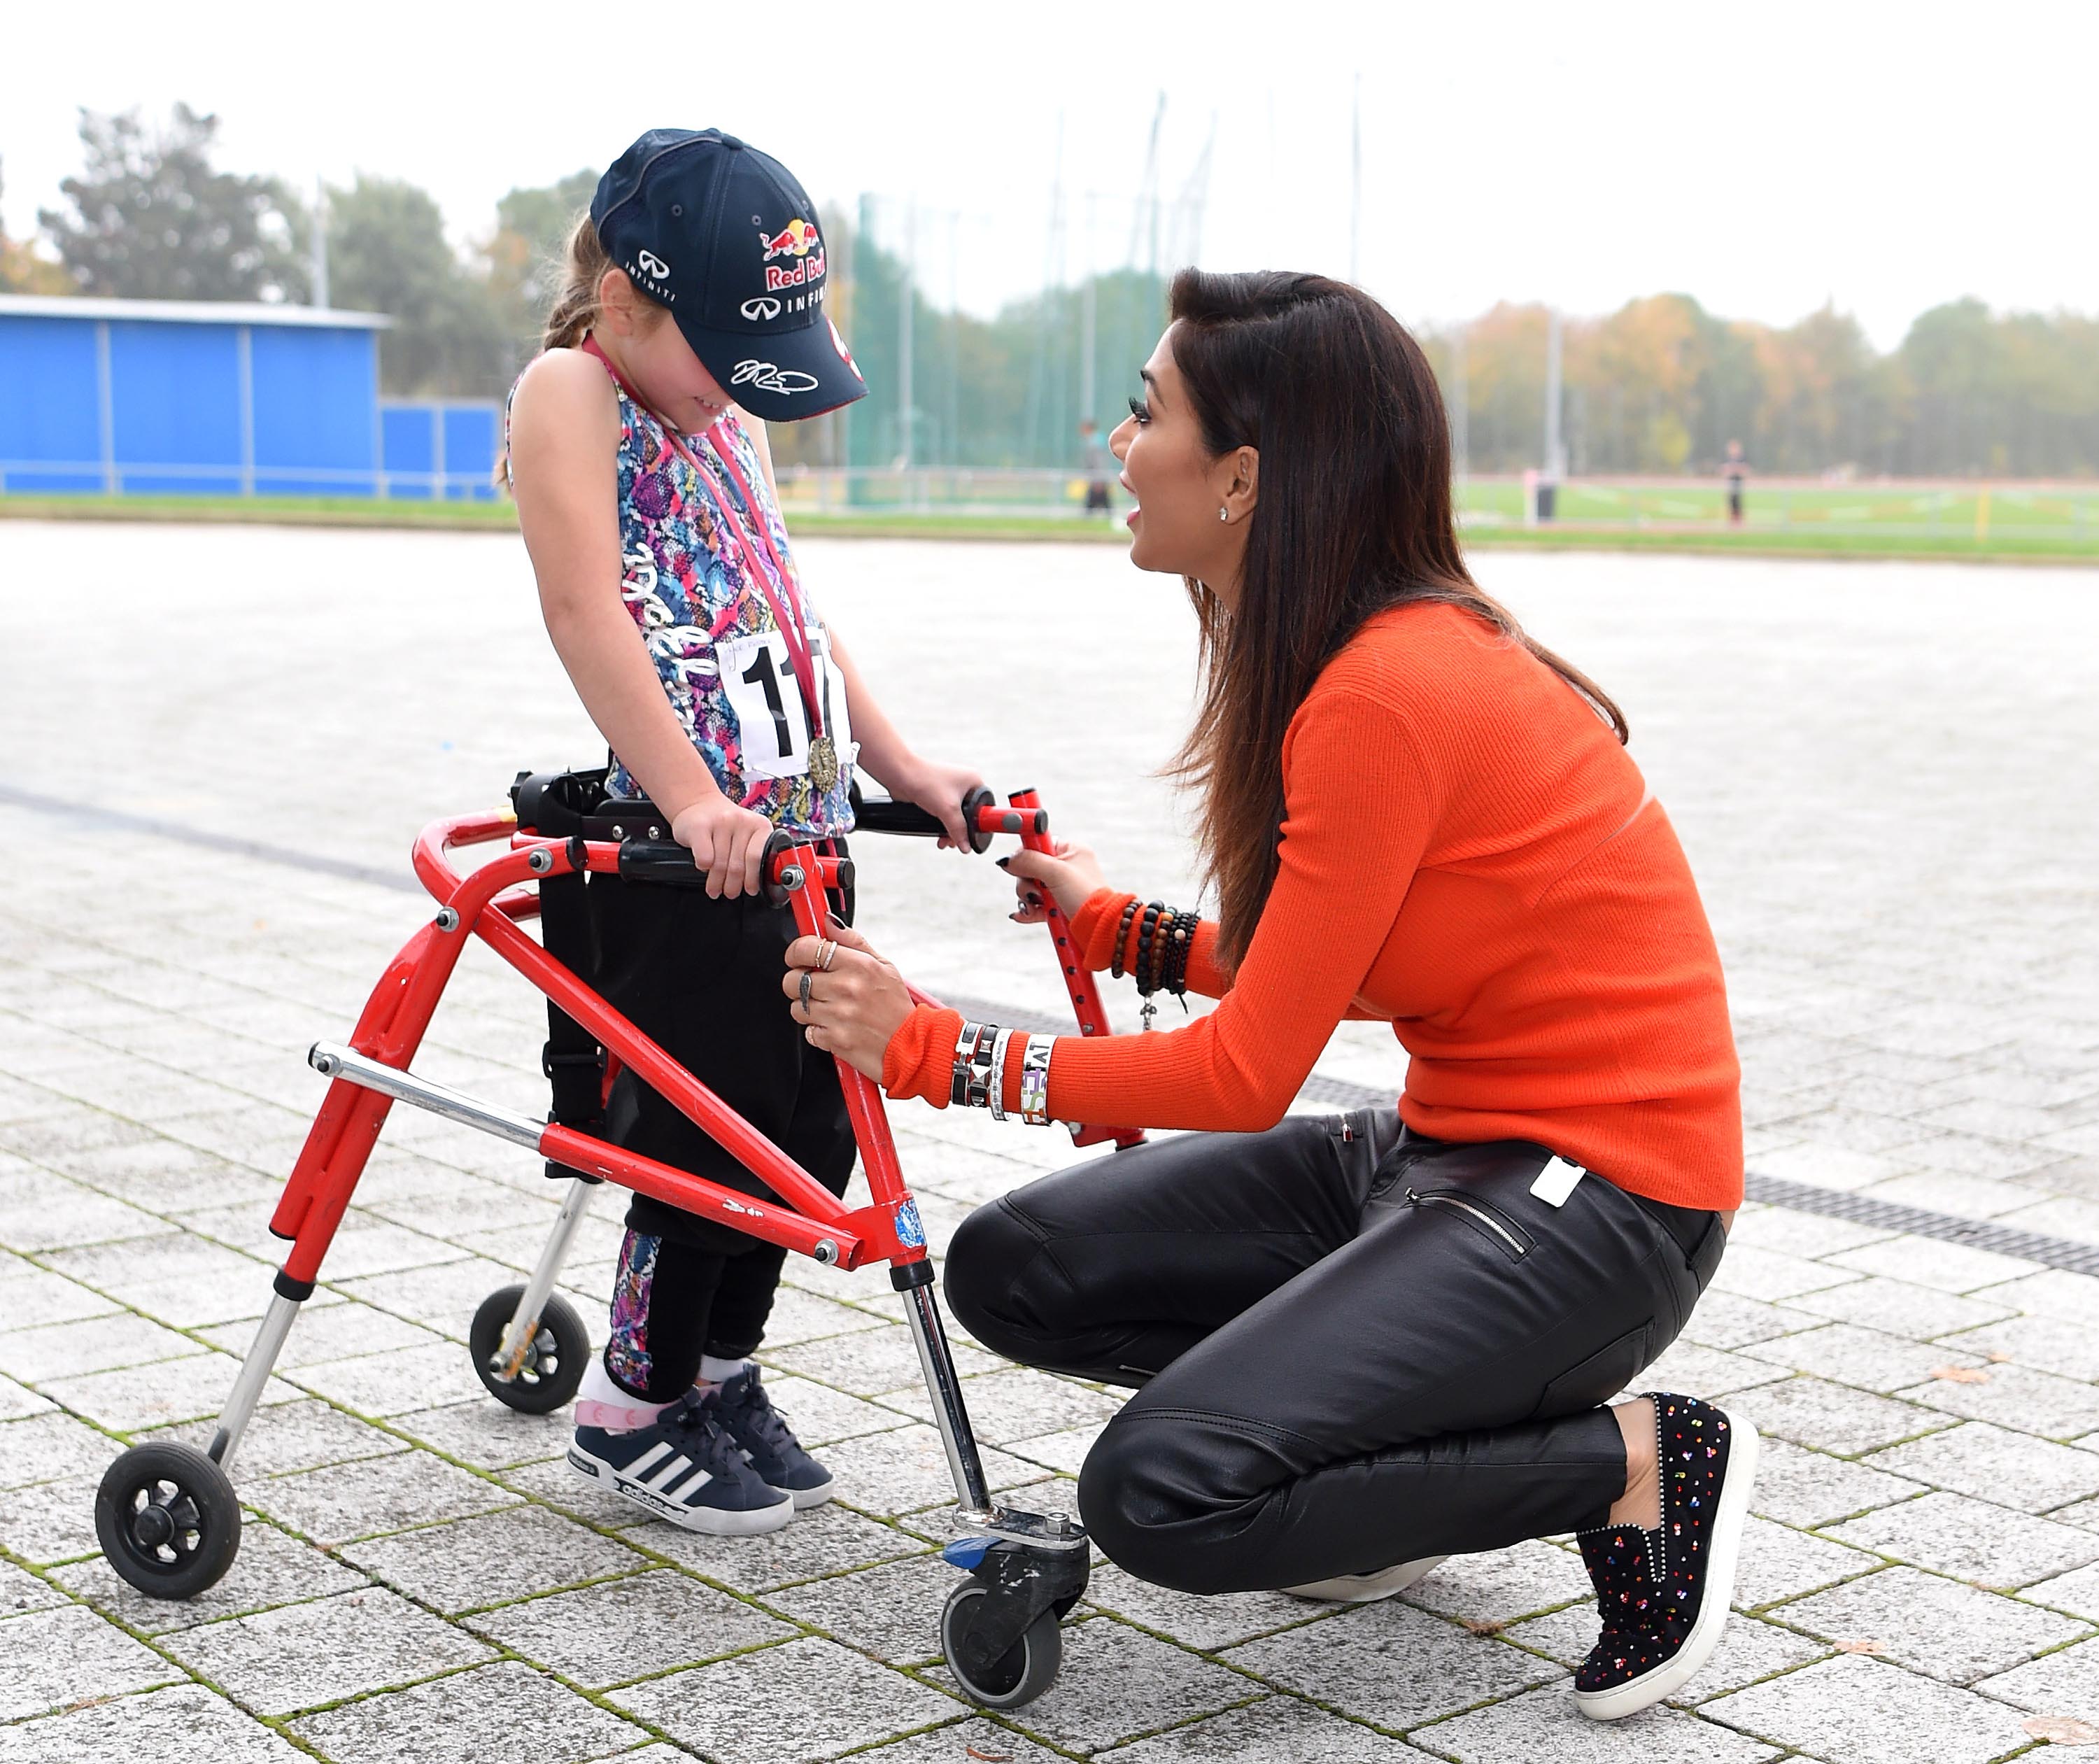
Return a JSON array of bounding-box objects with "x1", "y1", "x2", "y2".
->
[{"x1": 0, "y1": 295, "x2": 500, "y2": 500}]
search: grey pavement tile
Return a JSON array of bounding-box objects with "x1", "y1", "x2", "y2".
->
[
  {"x1": 199, "y1": 1296, "x2": 441, "y2": 1367},
  {"x1": 1866, "y1": 1421, "x2": 2099, "y2": 1513},
  {"x1": 1, "y1": 1310, "x2": 210, "y2": 1382},
  {"x1": 1727, "y1": 1376, "x2": 1946, "y2": 1456},
  {"x1": 753, "y1": 1371, "x2": 916, "y2": 1448},
  {"x1": 626, "y1": 1499, "x2": 928, "y2": 1593},
  {"x1": 53, "y1": 1517, "x2": 368, "y2": 1632},
  {"x1": 332, "y1": 1255, "x2": 530, "y2": 1338},
  {"x1": 246, "y1": 1447, "x2": 518, "y2": 1546},
  {"x1": 1501, "y1": 1599, "x2": 1831, "y2": 1701},
  {"x1": 0, "y1": 1558, "x2": 67, "y2": 1616},
  {"x1": 766, "y1": 1550, "x2": 966, "y2": 1663},
  {"x1": 1750, "y1": 1439, "x2": 1930, "y2": 1529},
  {"x1": 38, "y1": 1232, "x2": 271, "y2": 1311},
  {"x1": 1951, "y1": 1312, "x2": 2099, "y2": 1384},
  {"x1": 466, "y1": 1567, "x2": 796, "y2": 1686},
  {"x1": 38, "y1": 1353, "x2": 299, "y2": 1432},
  {"x1": 768, "y1": 1324, "x2": 1002, "y2": 1396},
  {"x1": 1727, "y1": 1206, "x2": 1895, "y2": 1260},
  {"x1": 1984, "y1": 1269, "x2": 2099, "y2": 1329},
  {"x1": 0, "y1": 1265, "x2": 120, "y2": 1328},
  {"x1": 2024, "y1": 1559, "x2": 2099, "y2": 1621},
  {"x1": 751, "y1": 1281, "x2": 891, "y2": 1348},
  {"x1": 298, "y1": 1217, "x2": 472, "y2": 1283},
  {"x1": 1772, "y1": 1563, "x2": 2091, "y2": 1684},
  {"x1": 1401, "y1": 1539, "x2": 1594, "y2": 1628},
  {"x1": 0, "y1": 1174, "x2": 169, "y2": 1253},
  {"x1": 1681, "y1": 1291, "x2": 1824, "y2": 1351},
  {"x1": 1703, "y1": 1651, "x2": 2035, "y2": 1764},
  {"x1": 1825, "y1": 1235, "x2": 2045, "y2": 1294},
  {"x1": 887, "y1": 1367, "x2": 1126, "y2": 1446},
  {"x1": 160, "y1": 1584, "x2": 496, "y2": 1716},
  {"x1": 1788, "y1": 1276, "x2": 2019, "y2": 1340},
  {"x1": 1097, "y1": 1696, "x2": 1429, "y2": 1761},
  {"x1": 1084, "y1": 1562, "x2": 1309, "y2": 1651},
  {"x1": 390, "y1": 1398, "x2": 574, "y2": 1469},
  {"x1": 1896, "y1": 1363, "x2": 2099, "y2": 1441},
  {"x1": 1828, "y1": 1490, "x2": 2099, "y2": 1590},
  {"x1": 0, "y1": 1471, "x2": 110, "y2": 1563},
  {"x1": 1637, "y1": 1339, "x2": 1793, "y2": 1399},
  {"x1": 0, "y1": 1684, "x2": 307, "y2": 1763},
  {"x1": 1732, "y1": 1515, "x2": 1884, "y2": 1609},
  {"x1": 340, "y1": 1502, "x2": 649, "y2": 1614},
  {"x1": 1227, "y1": 1597, "x2": 1559, "y2": 1730},
  {"x1": 1742, "y1": 1322, "x2": 1984, "y2": 1394},
  {"x1": 1753, "y1": 1143, "x2": 1918, "y2": 1192},
  {"x1": 499, "y1": 1453, "x2": 656, "y2": 1527},
  {"x1": 1005, "y1": 1420, "x2": 1110, "y2": 1477},
  {"x1": 817, "y1": 1424, "x2": 1050, "y2": 1518},
  {"x1": 1415, "y1": 1681, "x2": 1777, "y2": 1761},
  {"x1": 0, "y1": 1374, "x2": 53, "y2": 1420},
  {"x1": 288, "y1": 1659, "x2": 648, "y2": 1764},
  {"x1": 285, "y1": 1338, "x2": 489, "y2": 1416},
  {"x1": 141, "y1": 1397, "x2": 409, "y2": 1480},
  {"x1": 0, "y1": 1603, "x2": 181, "y2": 1720},
  {"x1": 608, "y1": 1635, "x2": 961, "y2": 1763},
  {"x1": 1857, "y1": 1172, "x2": 2044, "y2": 1220},
  {"x1": 1709, "y1": 1245, "x2": 1863, "y2": 1304},
  {"x1": 0, "y1": 1409, "x2": 118, "y2": 1490},
  {"x1": 1973, "y1": 1638, "x2": 2099, "y2": 1723}
]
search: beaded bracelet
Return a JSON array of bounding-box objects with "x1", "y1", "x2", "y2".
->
[
  {"x1": 1110, "y1": 898, "x2": 1140, "y2": 979},
  {"x1": 1019, "y1": 1033, "x2": 1054, "y2": 1125},
  {"x1": 950, "y1": 1020, "x2": 988, "y2": 1108},
  {"x1": 1148, "y1": 908, "x2": 1175, "y2": 994},
  {"x1": 1164, "y1": 916, "x2": 1192, "y2": 998},
  {"x1": 986, "y1": 1026, "x2": 1017, "y2": 1121}
]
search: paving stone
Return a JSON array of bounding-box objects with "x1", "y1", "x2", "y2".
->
[
  {"x1": 1702, "y1": 1651, "x2": 2036, "y2": 1763},
  {"x1": 0, "y1": 1683, "x2": 307, "y2": 1763},
  {"x1": 1005, "y1": 1420, "x2": 1110, "y2": 1478},
  {"x1": 1754, "y1": 1143, "x2": 1916, "y2": 1192},
  {"x1": 1416, "y1": 1681, "x2": 1777, "y2": 1761},
  {"x1": 499, "y1": 1453, "x2": 653, "y2": 1526},
  {"x1": 1637, "y1": 1339, "x2": 1794, "y2": 1398},
  {"x1": 1984, "y1": 1269, "x2": 2099, "y2": 1329},
  {"x1": 1728, "y1": 1206, "x2": 1898, "y2": 1260},
  {"x1": 626, "y1": 1499, "x2": 928, "y2": 1593},
  {"x1": 0, "y1": 1266, "x2": 120, "y2": 1328},
  {"x1": 41, "y1": 1232, "x2": 273, "y2": 1318},
  {"x1": 246, "y1": 1447, "x2": 518, "y2": 1546},
  {"x1": 1972, "y1": 1637, "x2": 2099, "y2": 1724},
  {"x1": 0, "y1": 1372, "x2": 52, "y2": 1420},
  {"x1": 162, "y1": 1584, "x2": 496, "y2": 1715},
  {"x1": 0, "y1": 1409, "x2": 118, "y2": 1490},
  {"x1": 1951, "y1": 1312, "x2": 2099, "y2": 1384},
  {"x1": 1825, "y1": 1235, "x2": 2044, "y2": 1294},
  {"x1": 1729, "y1": 1376, "x2": 1946, "y2": 1455},
  {"x1": 39, "y1": 1351, "x2": 299, "y2": 1432},
  {"x1": 768, "y1": 1323, "x2": 1002, "y2": 1395},
  {"x1": 1097, "y1": 1696, "x2": 1429, "y2": 1761},
  {"x1": 52, "y1": 1515, "x2": 369, "y2": 1632},
  {"x1": 1401, "y1": 1539, "x2": 1594, "y2": 1628},
  {"x1": 1084, "y1": 1562, "x2": 1308, "y2": 1651},
  {"x1": 1709, "y1": 1245, "x2": 1863, "y2": 1304},
  {"x1": 1732, "y1": 1514, "x2": 1883, "y2": 1609},
  {"x1": 608, "y1": 1635, "x2": 961, "y2": 1763},
  {"x1": 1682, "y1": 1291, "x2": 1827, "y2": 1350},
  {"x1": 1226, "y1": 1597, "x2": 1559, "y2": 1729},
  {"x1": 1896, "y1": 1363, "x2": 2099, "y2": 1442},
  {"x1": 467, "y1": 1567, "x2": 796, "y2": 1686},
  {"x1": 286, "y1": 1338, "x2": 489, "y2": 1416},
  {"x1": 0, "y1": 1558, "x2": 66, "y2": 1616},
  {"x1": 1774, "y1": 1563, "x2": 2091, "y2": 1684},
  {"x1": 889, "y1": 1366, "x2": 1126, "y2": 1446},
  {"x1": 332, "y1": 1255, "x2": 526, "y2": 1337},
  {"x1": 815, "y1": 1423, "x2": 1050, "y2": 1517},
  {"x1": 1751, "y1": 1439, "x2": 1930, "y2": 1528},
  {"x1": 1829, "y1": 1490, "x2": 2099, "y2": 1589},
  {"x1": 1867, "y1": 1421, "x2": 2099, "y2": 1512},
  {"x1": 0, "y1": 1174, "x2": 168, "y2": 1253},
  {"x1": 289, "y1": 1658, "x2": 647, "y2": 1763},
  {"x1": 766, "y1": 1550, "x2": 966, "y2": 1662},
  {"x1": 750, "y1": 1370, "x2": 915, "y2": 1447},
  {"x1": 0, "y1": 1470, "x2": 108, "y2": 1563},
  {"x1": 1, "y1": 1310, "x2": 211, "y2": 1382},
  {"x1": 2023, "y1": 1559, "x2": 2099, "y2": 1621},
  {"x1": 387, "y1": 1398, "x2": 574, "y2": 1469},
  {"x1": 199, "y1": 1296, "x2": 441, "y2": 1367},
  {"x1": 340, "y1": 1501, "x2": 649, "y2": 1614},
  {"x1": 140, "y1": 1396, "x2": 408, "y2": 1480},
  {"x1": 1786, "y1": 1277, "x2": 2019, "y2": 1343},
  {"x1": 1504, "y1": 1597, "x2": 1832, "y2": 1702},
  {"x1": 0, "y1": 1603, "x2": 180, "y2": 1719},
  {"x1": 1744, "y1": 1322, "x2": 1985, "y2": 1394}
]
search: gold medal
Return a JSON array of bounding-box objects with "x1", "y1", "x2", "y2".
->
[{"x1": 808, "y1": 734, "x2": 839, "y2": 793}]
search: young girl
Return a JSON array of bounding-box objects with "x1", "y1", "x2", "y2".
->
[{"x1": 505, "y1": 127, "x2": 982, "y2": 1535}]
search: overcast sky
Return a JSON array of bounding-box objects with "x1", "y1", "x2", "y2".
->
[{"x1": 5, "y1": 0, "x2": 2089, "y2": 350}]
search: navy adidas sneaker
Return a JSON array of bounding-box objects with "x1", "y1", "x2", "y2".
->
[
  {"x1": 709, "y1": 1364, "x2": 835, "y2": 1510},
  {"x1": 568, "y1": 1390, "x2": 792, "y2": 1534}
]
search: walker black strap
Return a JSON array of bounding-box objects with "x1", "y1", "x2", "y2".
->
[{"x1": 537, "y1": 865, "x2": 606, "y2": 1183}]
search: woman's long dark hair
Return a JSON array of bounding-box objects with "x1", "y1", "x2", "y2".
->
[{"x1": 1164, "y1": 269, "x2": 1627, "y2": 971}]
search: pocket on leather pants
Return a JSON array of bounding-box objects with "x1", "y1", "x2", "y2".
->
[{"x1": 1530, "y1": 1320, "x2": 1655, "y2": 1420}]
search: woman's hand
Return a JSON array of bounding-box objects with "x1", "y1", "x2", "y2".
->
[
  {"x1": 1002, "y1": 840, "x2": 1108, "y2": 924},
  {"x1": 882, "y1": 754, "x2": 989, "y2": 850},
  {"x1": 670, "y1": 795, "x2": 775, "y2": 899},
  {"x1": 783, "y1": 919, "x2": 917, "y2": 1080}
]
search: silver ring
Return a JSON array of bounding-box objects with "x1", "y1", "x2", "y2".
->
[
  {"x1": 798, "y1": 970, "x2": 814, "y2": 1011},
  {"x1": 817, "y1": 939, "x2": 838, "y2": 971}
]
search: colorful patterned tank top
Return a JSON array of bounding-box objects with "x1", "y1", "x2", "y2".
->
[{"x1": 507, "y1": 356, "x2": 856, "y2": 839}]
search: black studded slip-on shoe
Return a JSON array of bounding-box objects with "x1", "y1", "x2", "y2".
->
[{"x1": 1571, "y1": 1392, "x2": 1760, "y2": 1722}]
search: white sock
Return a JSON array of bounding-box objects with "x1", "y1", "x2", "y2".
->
[
  {"x1": 574, "y1": 1357, "x2": 672, "y2": 1434},
  {"x1": 699, "y1": 1354, "x2": 750, "y2": 1385}
]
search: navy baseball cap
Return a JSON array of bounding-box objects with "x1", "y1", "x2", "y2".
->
[{"x1": 591, "y1": 128, "x2": 866, "y2": 423}]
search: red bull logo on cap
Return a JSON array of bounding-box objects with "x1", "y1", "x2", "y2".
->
[{"x1": 760, "y1": 217, "x2": 826, "y2": 293}]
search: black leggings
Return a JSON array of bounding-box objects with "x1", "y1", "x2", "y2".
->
[{"x1": 944, "y1": 1108, "x2": 1725, "y2": 1595}]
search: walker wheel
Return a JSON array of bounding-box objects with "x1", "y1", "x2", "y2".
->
[
  {"x1": 470, "y1": 1286, "x2": 589, "y2": 1415},
  {"x1": 94, "y1": 1443, "x2": 241, "y2": 1600},
  {"x1": 940, "y1": 1579, "x2": 1063, "y2": 1709}
]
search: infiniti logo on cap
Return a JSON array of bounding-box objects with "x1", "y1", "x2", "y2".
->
[{"x1": 637, "y1": 250, "x2": 671, "y2": 278}]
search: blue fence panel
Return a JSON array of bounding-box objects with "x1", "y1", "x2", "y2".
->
[
  {"x1": 441, "y1": 405, "x2": 499, "y2": 500},
  {"x1": 253, "y1": 325, "x2": 379, "y2": 496},
  {"x1": 0, "y1": 316, "x2": 104, "y2": 492},
  {"x1": 379, "y1": 406, "x2": 436, "y2": 500},
  {"x1": 109, "y1": 320, "x2": 243, "y2": 495}
]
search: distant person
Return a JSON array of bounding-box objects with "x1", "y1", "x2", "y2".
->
[
  {"x1": 1081, "y1": 416, "x2": 1113, "y2": 515},
  {"x1": 1723, "y1": 440, "x2": 1748, "y2": 525},
  {"x1": 504, "y1": 127, "x2": 985, "y2": 1535}
]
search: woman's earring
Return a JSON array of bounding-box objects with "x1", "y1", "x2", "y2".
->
[{"x1": 1218, "y1": 507, "x2": 1229, "y2": 522}]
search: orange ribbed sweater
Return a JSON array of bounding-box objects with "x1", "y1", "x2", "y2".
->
[{"x1": 882, "y1": 601, "x2": 1743, "y2": 1211}]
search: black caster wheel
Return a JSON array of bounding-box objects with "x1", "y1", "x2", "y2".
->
[
  {"x1": 469, "y1": 1285, "x2": 589, "y2": 1415},
  {"x1": 940, "y1": 1579, "x2": 1063, "y2": 1709},
  {"x1": 94, "y1": 1442, "x2": 241, "y2": 1600}
]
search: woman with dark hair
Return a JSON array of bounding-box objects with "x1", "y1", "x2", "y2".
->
[{"x1": 783, "y1": 270, "x2": 1755, "y2": 1722}]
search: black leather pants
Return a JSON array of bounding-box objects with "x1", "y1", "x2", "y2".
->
[{"x1": 943, "y1": 1108, "x2": 1727, "y2": 1595}]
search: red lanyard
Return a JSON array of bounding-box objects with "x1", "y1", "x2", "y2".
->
[{"x1": 581, "y1": 337, "x2": 826, "y2": 740}]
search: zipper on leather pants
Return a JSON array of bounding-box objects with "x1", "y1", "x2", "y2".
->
[{"x1": 1406, "y1": 1187, "x2": 1531, "y2": 1260}]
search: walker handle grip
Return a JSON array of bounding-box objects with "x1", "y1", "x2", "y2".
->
[{"x1": 852, "y1": 786, "x2": 1043, "y2": 854}]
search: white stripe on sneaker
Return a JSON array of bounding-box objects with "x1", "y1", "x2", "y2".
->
[
  {"x1": 640, "y1": 1453, "x2": 694, "y2": 1492},
  {"x1": 661, "y1": 1465, "x2": 715, "y2": 1502},
  {"x1": 626, "y1": 1441, "x2": 674, "y2": 1478}
]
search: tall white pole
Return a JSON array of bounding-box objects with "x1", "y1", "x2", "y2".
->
[
  {"x1": 1543, "y1": 306, "x2": 1564, "y2": 481},
  {"x1": 311, "y1": 176, "x2": 329, "y2": 309}
]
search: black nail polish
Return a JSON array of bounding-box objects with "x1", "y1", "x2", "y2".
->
[{"x1": 995, "y1": 856, "x2": 1011, "y2": 869}]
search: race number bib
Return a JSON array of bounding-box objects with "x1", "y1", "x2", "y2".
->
[{"x1": 714, "y1": 626, "x2": 853, "y2": 782}]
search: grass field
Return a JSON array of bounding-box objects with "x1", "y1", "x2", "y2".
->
[{"x1": 4, "y1": 483, "x2": 2097, "y2": 563}]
